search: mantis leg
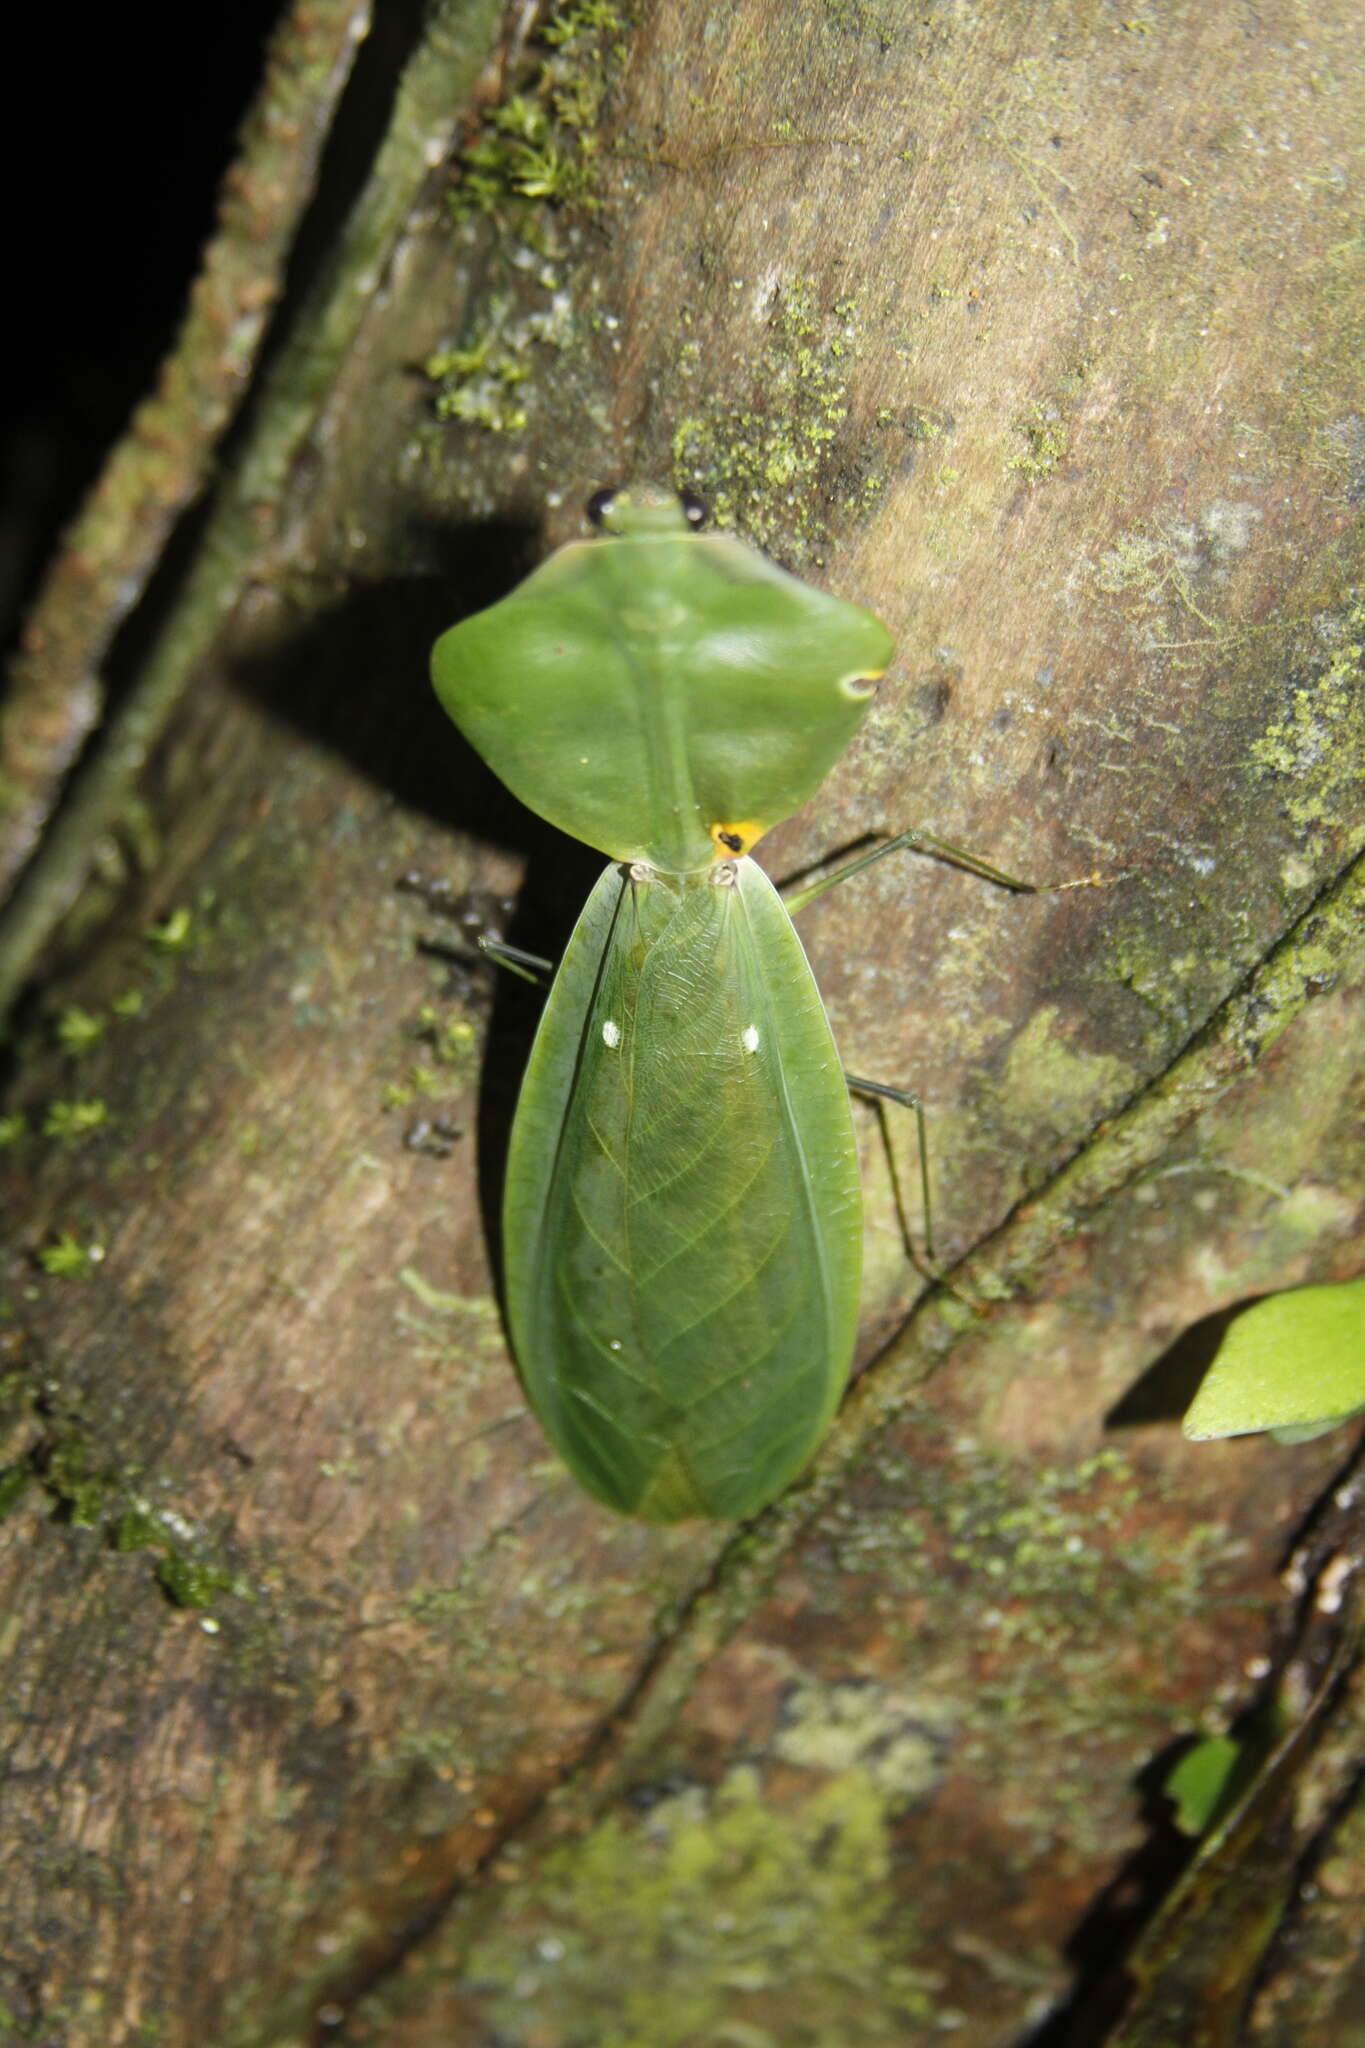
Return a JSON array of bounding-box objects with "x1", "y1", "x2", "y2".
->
[
  {"x1": 783, "y1": 828, "x2": 1110, "y2": 916},
  {"x1": 399, "y1": 873, "x2": 553, "y2": 981},
  {"x1": 410, "y1": 928, "x2": 552, "y2": 986},
  {"x1": 478, "y1": 935, "x2": 553, "y2": 985},
  {"x1": 844, "y1": 1073, "x2": 935, "y2": 1267},
  {"x1": 794, "y1": 833, "x2": 1115, "y2": 1266}
]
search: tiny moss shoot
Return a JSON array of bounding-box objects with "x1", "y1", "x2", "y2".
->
[
  {"x1": 145, "y1": 906, "x2": 194, "y2": 952},
  {"x1": 24, "y1": 1419, "x2": 249, "y2": 1614},
  {"x1": 672, "y1": 281, "x2": 876, "y2": 559},
  {"x1": 0, "y1": 1462, "x2": 34, "y2": 1516},
  {"x1": 425, "y1": 0, "x2": 633, "y2": 435},
  {"x1": 154, "y1": 1551, "x2": 243, "y2": 1612},
  {"x1": 1250, "y1": 598, "x2": 1365, "y2": 838},
  {"x1": 37, "y1": 1232, "x2": 104, "y2": 1280},
  {"x1": 1006, "y1": 402, "x2": 1069, "y2": 484},
  {"x1": 41, "y1": 1100, "x2": 110, "y2": 1145},
  {"x1": 449, "y1": 0, "x2": 629, "y2": 220},
  {"x1": 411, "y1": 1004, "x2": 478, "y2": 1067},
  {"x1": 53, "y1": 1005, "x2": 106, "y2": 1057}
]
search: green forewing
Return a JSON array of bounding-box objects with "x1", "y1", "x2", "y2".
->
[
  {"x1": 431, "y1": 524, "x2": 893, "y2": 871},
  {"x1": 502, "y1": 859, "x2": 863, "y2": 1520}
]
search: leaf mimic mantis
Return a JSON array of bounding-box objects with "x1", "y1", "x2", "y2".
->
[{"x1": 432, "y1": 483, "x2": 913, "y2": 1522}]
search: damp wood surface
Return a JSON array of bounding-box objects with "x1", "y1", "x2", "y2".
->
[{"x1": 0, "y1": 2, "x2": 1362, "y2": 2043}]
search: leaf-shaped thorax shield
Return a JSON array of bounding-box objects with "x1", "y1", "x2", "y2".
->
[{"x1": 431, "y1": 486, "x2": 893, "y2": 873}]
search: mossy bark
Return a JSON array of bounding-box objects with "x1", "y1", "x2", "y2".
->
[{"x1": 0, "y1": 3, "x2": 1361, "y2": 2043}]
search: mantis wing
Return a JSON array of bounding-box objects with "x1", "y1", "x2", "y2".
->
[{"x1": 503, "y1": 859, "x2": 862, "y2": 1521}]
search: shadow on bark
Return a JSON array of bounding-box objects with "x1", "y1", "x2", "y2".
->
[{"x1": 224, "y1": 517, "x2": 603, "y2": 1299}]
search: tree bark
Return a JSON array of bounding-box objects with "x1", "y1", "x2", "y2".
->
[{"x1": 1, "y1": 2, "x2": 1362, "y2": 2044}]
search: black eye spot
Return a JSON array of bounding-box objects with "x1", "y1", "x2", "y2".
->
[
  {"x1": 586, "y1": 486, "x2": 618, "y2": 527},
  {"x1": 717, "y1": 828, "x2": 743, "y2": 853},
  {"x1": 680, "y1": 490, "x2": 707, "y2": 528}
]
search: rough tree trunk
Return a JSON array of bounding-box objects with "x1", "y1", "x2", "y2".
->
[{"x1": 1, "y1": 3, "x2": 1362, "y2": 2044}]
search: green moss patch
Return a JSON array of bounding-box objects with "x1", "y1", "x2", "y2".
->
[{"x1": 453, "y1": 1765, "x2": 937, "y2": 2045}]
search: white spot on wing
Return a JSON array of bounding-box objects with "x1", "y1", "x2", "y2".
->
[
  {"x1": 602, "y1": 1020, "x2": 621, "y2": 1049},
  {"x1": 742, "y1": 1025, "x2": 760, "y2": 1054}
]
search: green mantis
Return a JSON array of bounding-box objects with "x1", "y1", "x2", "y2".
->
[{"x1": 431, "y1": 484, "x2": 895, "y2": 1521}]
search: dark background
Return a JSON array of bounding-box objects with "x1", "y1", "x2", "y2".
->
[{"x1": 1, "y1": 4, "x2": 287, "y2": 657}]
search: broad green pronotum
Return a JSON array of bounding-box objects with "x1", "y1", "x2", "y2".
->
[{"x1": 432, "y1": 484, "x2": 896, "y2": 1521}]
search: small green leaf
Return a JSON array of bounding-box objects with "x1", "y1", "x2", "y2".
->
[
  {"x1": 1165, "y1": 1734, "x2": 1243, "y2": 1835},
  {"x1": 1183, "y1": 1277, "x2": 1365, "y2": 1441}
]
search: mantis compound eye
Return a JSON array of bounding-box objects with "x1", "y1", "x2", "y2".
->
[{"x1": 585, "y1": 485, "x2": 618, "y2": 529}]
